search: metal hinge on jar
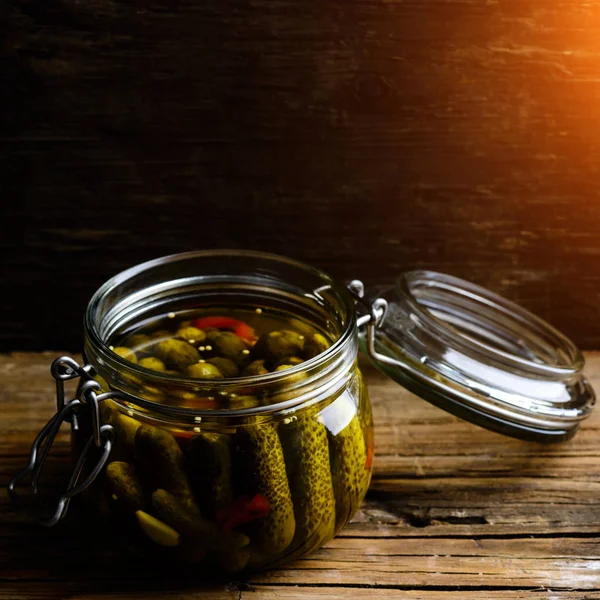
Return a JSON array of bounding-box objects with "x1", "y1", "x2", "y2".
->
[{"x1": 347, "y1": 279, "x2": 398, "y2": 369}]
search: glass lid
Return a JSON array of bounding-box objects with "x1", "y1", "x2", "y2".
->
[{"x1": 352, "y1": 271, "x2": 595, "y2": 443}]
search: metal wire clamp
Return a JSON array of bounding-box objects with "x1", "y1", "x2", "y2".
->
[{"x1": 7, "y1": 357, "x2": 116, "y2": 526}]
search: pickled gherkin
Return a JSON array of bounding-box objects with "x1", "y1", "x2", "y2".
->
[
  {"x1": 279, "y1": 409, "x2": 336, "y2": 547},
  {"x1": 187, "y1": 432, "x2": 233, "y2": 518},
  {"x1": 207, "y1": 357, "x2": 239, "y2": 378},
  {"x1": 327, "y1": 407, "x2": 369, "y2": 531},
  {"x1": 151, "y1": 489, "x2": 249, "y2": 551},
  {"x1": 105, "y1": 461, "x2": 145, "y2": 512},
  {"x1": 155, "y1": 339, "x2": 200, "y2": 371},
  {"x1": 135, "y1": 425, "x2": 200, "y2": 515},
  {"x1": 235, "y1": 424, "x2": 296, "y2": 554}
]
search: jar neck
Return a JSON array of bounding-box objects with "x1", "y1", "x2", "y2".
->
[{"x1": 83, "y1": 250, "x2": 358, "y2": 421}]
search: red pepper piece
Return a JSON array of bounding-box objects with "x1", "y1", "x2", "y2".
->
[
  {"x1": 234, "y1": 322, "x2": 258, "y2": 343},
  {"x1": 192, "y1": 316, "x2": 257, "y2": 343},
  {"x1": 192, "y1": 316, "x2": 240, "y2": 330},
  {"x1": 217, "y1": 494, "x2": 270, "y2": 532}
]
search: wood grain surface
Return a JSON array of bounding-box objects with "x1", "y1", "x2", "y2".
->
[
  {"x1": 2, "y1": 352, "x2": 600, "y2": 598},
  {"x1": 3, "y1": 0, "x2": 600, "y2": 351}
]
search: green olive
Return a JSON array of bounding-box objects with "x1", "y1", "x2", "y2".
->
[
  {"x1": 112, "y1": 347, "x2": 137, "y2": 364},
  {"x1": 155, "y1": 339, "x2": 201, "y2": 371},
  {"x1": 207, "y1": 357, "x2": 239, "y2": 378},
  {"x1": 175, "y1": 326, "x2": 207, "y2": 344},
  {"x1": 184, "y1": 362, "x2": 224, "y2": 379},
  {"x1": 138, "y1": 356, "x2": 167, "y2": 372}
]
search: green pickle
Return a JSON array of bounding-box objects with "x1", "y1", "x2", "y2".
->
[
  {"x1": 235, "y1": 424, "x2": 296, "y2": 555},
  {"x1": 105, "y1": 461, "x2": 145, "y2": 512},
  {"x1": 135, "y1": 425, "x2": 199, "y2": 515},
  {"x1": 187, "y1": 432, "x2": 233, "y2": 517},
  {"x1": 323, "y1": 389, "x2": 371, "y2": 531},
  {"x1": 280, "y1": 410, "x2": 336, "y2": 550},
  {"x1": 152, "y1": 489, "x2": 249, "y2": 551},
  {"x1": 77, "y1": 304, "x2": 373, "y2": 574}
]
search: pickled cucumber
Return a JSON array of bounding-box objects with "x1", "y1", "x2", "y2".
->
[
  {"x1": 187, "y1": 432, "x2": 233, "y2": 517},
  {"x1": 105, "y1": 461, "x2": 145, "y2": 512},
  {"x1": 207, "y1": 357, "x2": 239, "y2": 378},
  {"x1": 110, "y1": 411, "x2": 142, "y2": 460},
  {"x1": 151, "y1": 489, "x2": 249, "y2": 551},
  {"x1": 175, "y1": 326, "x2": 207, "y2": 344},
  {"x1": 184, "y1": 362, "x2": 224, "y2": 379},
  {"x1": 253, "y1": 330, "x2": 304, "y2": 363},
  {"x1": 280, "y1": 411, "x2": 336, "y2": 547},
  {"x1": 303, "y1": 333, "x2": 330, "y2": 360},
  {"x1": 138, "y1": 357, "x2": 167, "y2": 372},
  {"x1": 155, "y1": 339, "x2": 201, "y2": 371},
  {"x1": 135, "y1": 425, "x2": 200, "y2": 515},
  {"x1": 242, "y1": 360, "x2": 269, "y2": 377},
  {"x1": 112, "y1": 346, "x2": 137, "y2": 363},
  {"x1": 235, "y1": 425, "x2": 295, "y2": 554},
  {"x1": 328, "y1": 412, "x2": 368, "y2": 531},
  {"x1": 209, "y1": 331, "x2": 251, "y2": 365}
]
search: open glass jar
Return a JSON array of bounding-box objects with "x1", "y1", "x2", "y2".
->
[{"x1": 9, "y1": 250, "x2": 595, "y2": 575}]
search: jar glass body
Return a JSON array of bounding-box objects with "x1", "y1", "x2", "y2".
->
[{"x1": 73, "y1": 251, "x2": 374, "y2": 575}]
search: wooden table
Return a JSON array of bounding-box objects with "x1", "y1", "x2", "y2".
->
[{"x1": 2, "y1": 352, "x2": 600, "y2": 599}]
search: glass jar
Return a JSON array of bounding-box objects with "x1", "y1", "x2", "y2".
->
[{"x1": 9, "y1": 250, "x2": 595, "y2": 575}]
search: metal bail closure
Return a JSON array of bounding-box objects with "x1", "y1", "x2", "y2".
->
[
  {"x1": 8, "y1": 357, "x2": 115, "y2": 526},
  {"x1": 349, "y1": 272, "x2": 596, "y2": 443}
]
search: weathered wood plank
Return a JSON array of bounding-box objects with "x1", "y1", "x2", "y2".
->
[
  {"x1": 245, "y1": 592, "x2": 599, "y2": 600},
  {"x1": 1, "y1": 586, "x2": 598, "y2": 600},
  {"x1": 248, "y1": 537, "x2": 600, "y2": 589}
]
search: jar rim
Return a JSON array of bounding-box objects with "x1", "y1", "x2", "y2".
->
[
  {"x1": 84, "y1": 249, "x2": 358, "y2": 417},
  {"x1": 397, "y1": 270, "x2": 584, "y2": 378}
]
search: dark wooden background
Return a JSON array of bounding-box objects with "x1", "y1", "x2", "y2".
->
[{"x1": 3, "y1": 0, "x2": 600, "y2": 352}]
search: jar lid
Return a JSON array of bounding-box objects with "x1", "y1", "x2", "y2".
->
[{"x1": 352, "y1": 271, "x2": 595, "y2": 443}]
